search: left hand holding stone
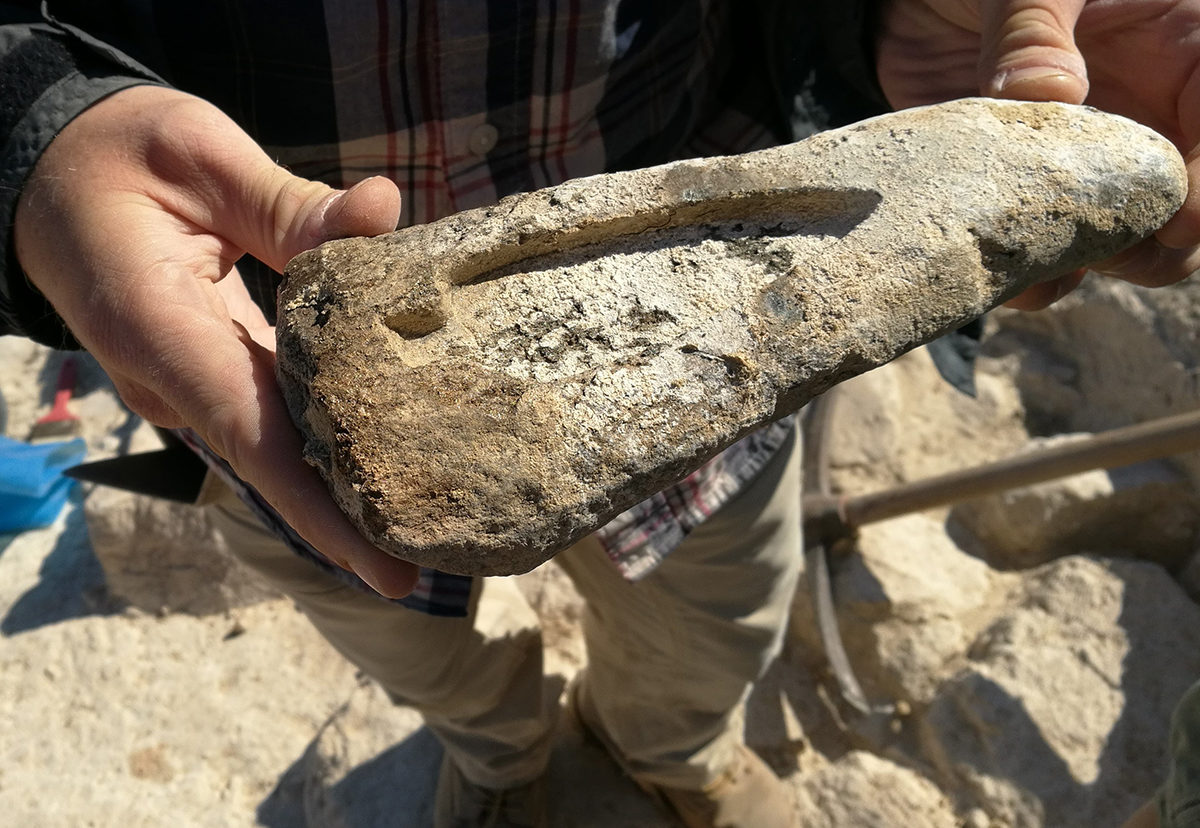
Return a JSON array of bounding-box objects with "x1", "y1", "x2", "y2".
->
[{"x1": 877, "y1": 0, "x2": 1200, "y2": 308}]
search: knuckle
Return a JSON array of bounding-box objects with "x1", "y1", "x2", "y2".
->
[
  {"x1": 269, "y1": 175, "x2": 334, "y2": 253},
  {"x1": 112, "y1": 379, "x2": 184, "y2": 428},
  {"x1": 199, "y1": 400, "x2": 255, "y2": 477}
]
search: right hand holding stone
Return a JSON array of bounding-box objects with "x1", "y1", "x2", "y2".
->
[{"x1": 877, "y1": 0, "x2": 1200, "y2": 309}]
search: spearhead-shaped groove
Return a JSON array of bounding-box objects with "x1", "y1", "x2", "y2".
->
[{"x1": 276, "y1": 98, "x2": 1187, "y2": 576}]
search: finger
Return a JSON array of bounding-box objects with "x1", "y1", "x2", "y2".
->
[
  {"x1": 214, "y1": 270, "x2": 275, "y2": 351},
  {"x1": 1091, "y1": 236, "x2": 1200, "y2": 288},
  {"x1": 137, "y1": 96, "x2": 402, "y2": 273},
  {"x1": 1003, "y1": 268, "x2": 1085, "y2": 310},
  {"x1": 13, "y1": 87, "x2": 416, "y2": 596},
  {"x1": 105, "y1": 273, "x2": 419, "y2": 598},
  {"x1": 1158, "y1": 144, "x2": 1200, "y2": 250},
  {"x1": 195, "y1": 324, "x2": 420, "y2": 597},
  {"x1": 213, "y1": 341, "x2": 419, "y2": 598},
  {"x1": 222, "y1": 167, "x2": 401, "y2": 273},
  {"x1": 980, "y1": 0, "x2": 1089, "y2": 103},
  {"x1": 312, "y1": 176, "x2": 404, "y2": 244},
  {"x1": 70, "y1": 89, "x2": 403, "y2": 276}
]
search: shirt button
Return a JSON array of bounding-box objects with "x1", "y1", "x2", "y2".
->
[{"x1": 467, "y1": 123, "x2": 500, "y2": 157}]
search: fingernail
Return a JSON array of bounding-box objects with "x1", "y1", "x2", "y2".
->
[
  {"x1": 991, "y1": 69, "x2": 1085, "y2": 103},
  {"x1": 322, "y1": 182, "x2": 358, "y2": 219},
  {"x1": 324, "y1": 177, "x2": 402, "y2": 237},
  {"x1": 344, "y1": 176, "x2": 381, "y2": 196},
  {"x1": 319, "y1": 177, "x2": 369, "y2": 218}
]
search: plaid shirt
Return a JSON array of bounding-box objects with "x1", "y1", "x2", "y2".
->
[{"x1": 1, "y1": 1, "x2": 883, "y2": 616}]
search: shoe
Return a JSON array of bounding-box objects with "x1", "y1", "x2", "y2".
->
[
  {"x1": 433, "y1": 753, "x2": 548, "y2": 828},
  {"x1": 566, "y1": 676, "x2": 797, "y2": 828},
  {"x1": 642, "y1": 744, "x2": 798, "y2": 828}
]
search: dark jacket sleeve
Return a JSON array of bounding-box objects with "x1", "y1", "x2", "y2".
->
[{"x1": 0, "y1": 1, "x2": 167, "y2": 348}]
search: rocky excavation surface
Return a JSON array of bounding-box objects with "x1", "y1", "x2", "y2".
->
[
  {"x1": 4, "y1": 98, "x2": 1199, "y2": 825},
  {"x1": 276, "y1": 98, "x2": 1187, "y2": 575},
  {"x1": 3, "y1": 276, "x2": 1200, "y2": 826}
]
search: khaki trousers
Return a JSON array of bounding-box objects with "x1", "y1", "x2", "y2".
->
[
  {"x1": 1160, "y1": 679, "x2": 1200, "y2": 828},
  {"x1": 210, "y1": 425, "x2": 802, "y2": 791}
]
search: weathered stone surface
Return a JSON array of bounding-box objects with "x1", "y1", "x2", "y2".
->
[
  {"x1": 949, "y1": 436, "x2": 1200, "y2": 571},
  {"x1": 793, "y1": 751, "x2": 957, "y2": 828},
  {"x1": 791, "y1": 513, "x2": 1011, "y2": 706},
  {"x1": 817, "y1": 346, "x2": 1029, "y2": 497},
  {"x1": 8, "y1": 263, "x2": 1200, "y2": 825},
  {"x1": 277, "y1": 98, "x2": 1186, "y2": 575},
  {"x1": 985, "y1": 277, "x2": 1200, "y2": 484},
  {"x1": 792, "y1": 526, "x2": 1200, "y2": 826},
  {"x1": 916, "y1": 557, "x2": 1200, "y2": 828}
]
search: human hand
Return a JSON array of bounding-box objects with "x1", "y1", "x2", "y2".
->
[
  {"x1": 877, "y1": 0, "x2": 1200, "y2": 309},
  {"x1": 13, "y1": 85, "x2": 417, "y2": 597}
]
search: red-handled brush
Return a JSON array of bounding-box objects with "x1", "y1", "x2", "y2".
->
[{"x1": 28, "y1": 357, "x2": 82, "y2": 442}]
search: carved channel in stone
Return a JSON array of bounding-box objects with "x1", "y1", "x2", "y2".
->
[{"x1": 452, "y1": 187, "x2": 881, "y2": 287}]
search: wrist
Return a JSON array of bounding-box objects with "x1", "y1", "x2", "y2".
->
[
  {"x1": 10, "y1": 84, "x2": 193, "y2": 345},
  {"x1": 13, "y1": 86, "x2": 244, "y2": 322}
]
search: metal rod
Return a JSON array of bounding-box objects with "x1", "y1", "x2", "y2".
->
[
  {"x1": 804, "y1": 407, "x2": 1200, "y2": 533},
  {"x1": 801, "y1": 390, "x2": 895, "y2": 715}
]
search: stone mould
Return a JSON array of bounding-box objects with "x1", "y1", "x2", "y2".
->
[{"x1": 276, "y1": 98, "x2": 1186, "y2": 576}]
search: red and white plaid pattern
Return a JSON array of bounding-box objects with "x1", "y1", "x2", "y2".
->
[{"x1": 256, "y1": 1, "x2": 794, "y2": 607}]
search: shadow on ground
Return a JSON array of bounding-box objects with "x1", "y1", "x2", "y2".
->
[
  {"x1": 258, "y1": 727, "x2": 441, "y2": 828},
  {"x1": 1, "y1": 497, "x2": 118, "y2": 635},
  {"x1": 258, "y1": 699, "x2": 674, "y2": 827}
]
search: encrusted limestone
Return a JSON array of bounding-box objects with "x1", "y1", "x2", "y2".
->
[{"x1": 276, "y1": 98, "x2": 1187, "y2": 575}]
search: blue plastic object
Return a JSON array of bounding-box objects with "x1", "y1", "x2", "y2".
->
[{"x1": 0, "y1": 435, "x2": 87, "y2": 533}]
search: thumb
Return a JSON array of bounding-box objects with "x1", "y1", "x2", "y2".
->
[
  {"x1": 979, "y1": 0, "x2": 1089, "y2": 103},
  {"x1": 290, "y1": 175, "x2": 404, "y2": 261},
  {"x1": 196, "y1": 133, "x2": 402, "y2": 272}
]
